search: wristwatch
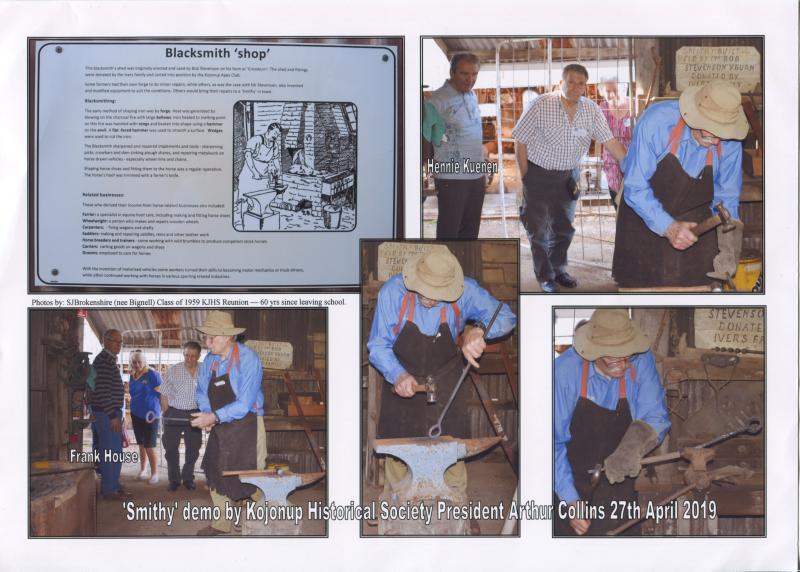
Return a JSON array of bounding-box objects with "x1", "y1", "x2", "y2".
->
[{"x1": 213, "y1": 411, "x2": 220, "y2": 424}]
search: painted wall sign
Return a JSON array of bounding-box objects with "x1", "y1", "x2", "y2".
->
[
  {"x1": 676, "y1": 46, "x2": 761, "y2": 92},
  {"x1": 693, "y1": 307, "x2": 764, "y2": 352},
  {"x1": 377, "y1": 242, "x2": 450, "y2": 282},
  {"x1": 246, "y1": 340, "x2": 293, "y2": 370}
]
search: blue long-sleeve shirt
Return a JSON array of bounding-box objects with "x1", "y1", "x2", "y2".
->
[
  {"x1": 554, "y1": 347, "x2": 671, "y2": 503},
  {"x1": 367, "y1": 274, "x2": 517, "y2": 383},
  {"x1": 621, "y1": 100, "x2": 743, "y2": 236},
  {"x1": 196, "y1": 342, "x2": 264, "y2": 423}
]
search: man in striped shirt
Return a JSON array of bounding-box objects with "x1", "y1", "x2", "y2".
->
[
  {"x1": 160, "y1": 340, "x2": 204, "y2": 492},
  {"x1": 91, "y1": 329, "x2": 129, "y2": 499},
  {"x1": 513, "y1": 64, "x2": 626, "y2": 293}
]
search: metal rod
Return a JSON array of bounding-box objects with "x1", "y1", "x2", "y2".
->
[
  {"x1": 495, "y1": 41, "x2": 508, "y2": 239},
  {"x1": 428, "y1": 302, "x2": 504, "y2": 438}
]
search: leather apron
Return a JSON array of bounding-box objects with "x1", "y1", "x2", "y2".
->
[
  {"x1": 201, "y1": 346, "x2": 259, "y2": 500},
  {"x1": 613, "y1": 119, "x2": 721, "y2": 287},
  {"x1": 554, "y1": 360, "x2": 639, "y2": 536},
  {"x1": 377, "y1": 293, "x2": 470, "y2": 439}
]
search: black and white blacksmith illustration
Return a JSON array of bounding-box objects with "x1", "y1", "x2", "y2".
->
[{"x1": 233, "y1": 101, "x2": 357, "y2": 232}]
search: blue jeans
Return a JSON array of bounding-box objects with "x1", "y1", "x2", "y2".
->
[
  {"x1": 94, "y1": 410, "x2": 122, "y2": 495},
  {"x1": 520, "y1": 162, "x2": 577, "y2": 282}
]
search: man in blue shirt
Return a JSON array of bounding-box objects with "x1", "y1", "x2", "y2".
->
[
  {"x1": 613, "y1": 80, "x2": 749, "y2": 288},
  {"x1": 368, "y1": 247, "x2": 516, "y2": 498},
  {"x1": 191, "y1": 311, "x2": 266, "y2": 535},
  {"x1": 554, "y1": 309, "x2": 670, "y2": 536}
]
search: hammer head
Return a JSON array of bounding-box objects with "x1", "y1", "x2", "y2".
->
[
  {"x1": 425, "y1": 378, "x2": 437, "y2": 403},
  {"x1": 715, "y1": 202, "x2": 735, "y2": 232}
]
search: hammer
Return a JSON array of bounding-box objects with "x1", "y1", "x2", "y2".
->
[
  {"x1": 691, "y1": 202, "x2": 735, "y2": 237},
  {"x1": 394, "y1": 376, "x2": 437, "y2": 404}
]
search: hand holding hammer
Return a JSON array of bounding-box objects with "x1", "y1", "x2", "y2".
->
[{"x1": 665, "y1": 202, "x2": 734, "y2": 251}]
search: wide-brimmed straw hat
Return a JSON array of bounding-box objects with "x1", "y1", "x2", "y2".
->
[
  {"x1": 679, "y1": 80, "x2": 749, "y2": 140},
  {"x1": 196, "y1": 310, "x2": 246, "y2": 336},
  {"x1": 573, "y1": 309, "x2": 650, "y2": 361},
  {"x1": 402, "y1": 249, "x2": 464, "y2": 302}
]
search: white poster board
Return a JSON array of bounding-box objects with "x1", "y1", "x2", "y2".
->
[{"x1": 32, "y1": 39, "x2": 398, "y2": 289}]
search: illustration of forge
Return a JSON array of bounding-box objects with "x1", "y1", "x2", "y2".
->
[{"x1": 234, "y1": 101, "x2": 357, "y2": 232}]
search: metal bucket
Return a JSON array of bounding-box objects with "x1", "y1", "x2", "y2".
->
[
  {"x1": 728, "y1": 257, "x2": 762, "y2": 292},
  {"x1": 323, "y1": 204, "x2": 342, "y2": 229}
]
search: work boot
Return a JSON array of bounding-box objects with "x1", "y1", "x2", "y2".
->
[
  {"x1": 167, "y1": 482, "x2": 180, "y2": 492},
  {"x1": 555, "y1": 272, "x2": 578, "y2": 289},
  {"x1": 539, "y1": 280, "x2": 558, "y2": 293}
]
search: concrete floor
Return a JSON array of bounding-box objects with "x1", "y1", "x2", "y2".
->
[
  {"x1": 361, "y1": 449, "x2": 518, "y2": 536},
  {"x1": 93, "y1": 434, "x2": 327, "y2": 537}
]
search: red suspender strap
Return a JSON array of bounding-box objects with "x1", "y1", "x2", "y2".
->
[
  {"x1": 439, "y1": 305, "x2": 446, "y2": 324},
  {"x1": 580, "y1": 360, "x2": 589, "y2": 399},
  {"x1": 668, "y1": 118, "x2": 686, "y2": 155},
  {"x1": 619, "y1": 364, "x2": 637, "y2": 400},
  {"x1": 670, "y1": 117, "x2": 723, "y2": 167},
  {"x1": 393, "y1": 292, "x2": 412, "y2": 335},
  {"x1": 451, "y1": 303, "x2": 460, "y2": 333}
]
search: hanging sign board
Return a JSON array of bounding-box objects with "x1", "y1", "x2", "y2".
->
[
  {"x1": 376, "y1": 242, "x2": 450, "y2": 282},
  {"x1": 245, "y1": 340, "x2": 293, "y2": 370},
  {"x1": 676, "y1": 46, "x2": 761, "y2": 92},
  {"x1": 693, "y1": 308, "x2": 764, "y2": 353},
  {"x1": 31, "y1": 38, "x2": 398, "y2": 289}
]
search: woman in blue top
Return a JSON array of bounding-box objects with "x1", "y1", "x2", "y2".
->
[{"x1": 128, "y1": 350, "x2": 162, "y2": 484}]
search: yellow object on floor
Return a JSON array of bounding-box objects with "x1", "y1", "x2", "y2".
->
[{"x1": 727, "y1": 257, "x2": 762, "y2": 292}]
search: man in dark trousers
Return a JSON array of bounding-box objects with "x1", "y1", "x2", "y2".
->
[
  {"x1": 554, "y1": 309, "x2": 670, "y2": 536},
  {"x1": 91, "y1": 329, "x2": 130, "y2": 500},
  {"x1": 160, "y1": 340, "x2": 203, "y2": 492},
  {"x1": 367, "y1": 248, "x2": 516, "y2": 496},
  {"x1": 513, "y1": 63, "x2": 626, "y2": 293},
  {"x1": 191, "y1": 311, "x2": 266, "y2": 535},
  {"x1": 613, "y1": 80, "x2": 747, "y2": 288}
]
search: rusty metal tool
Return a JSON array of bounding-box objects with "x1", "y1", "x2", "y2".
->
[
  {"x1": 588, "y1": 417, "x2": 762, "y2": 485},
  {"x1": 428, "y1": 302, "x2": 504, "y2": 438},
  {"x1": 283, "y1": 372, "x2": 327, "y2": 472},
  {"x1": 606, "y1": 449, "x2": 753, "y2": 536},
  {"x1": 691, "y1": 202, "x2": 735, "y2": 237},
  {"x1": 469, "y1": 371, "x2": 518, "y2": 476}
]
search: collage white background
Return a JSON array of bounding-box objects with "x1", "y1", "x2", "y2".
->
[{"x1": 1, "y1": 1, "x2": 797, "y2": 570}]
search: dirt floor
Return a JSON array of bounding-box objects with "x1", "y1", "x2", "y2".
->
[
  {"x1": 361, "y1": 449, "x2": 518, "y2": 536},
  {"x1": 93, "y1": 433, "x2": 327, "y2": 537},
  {"x1": 423, "y1": 162, "x2": 619, "y2": 293}
]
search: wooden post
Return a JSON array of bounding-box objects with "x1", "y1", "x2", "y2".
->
[{"x1": 365, "y1": 365, "x2": 382, "y2": 486}]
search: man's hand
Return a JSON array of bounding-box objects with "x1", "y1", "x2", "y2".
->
[
  {"x1": 461, "y1": 326, "x2": 487, "y2": 369},
  {"x1": 665, "y1": 221, "x2": 698, "y2": 250},
  {"x1": 393, "y1": 372, "x2": 416, "y2": 398},
  {"x1": 568, "y1": 502, "x2": 590, "y2": 535},
  {"x1": 160, "y1": 395, "x2": 169, "y2": 413},
  {"x1": 110, "y1": 417, "x2": 122, "y2": 433},
  {"x1": 604, "y1": 138, "x2": 627, "y2": 163},
  {"x1": 191, "y1": 411, "x2": 218, "y2": 429}
]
